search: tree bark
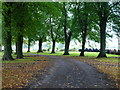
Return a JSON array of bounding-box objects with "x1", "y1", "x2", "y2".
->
[
  {"x1": 80, "y1": 26, "x2": 87, "y2": 56},
  {"x1": 63, "y1": 41, "x2": 70, "y2": 55},
  {"x1": 97, "y1": 18, "x2": 107, "y2": 58},
  {"x1": 16, "y1": 34, "x2": 23, "y2": 59},
  {"x1": 16, "y1": 3, "x2": 25, "y2": 59},
  {"x1": 49, "y1": 15, "x2": 57, "y2": 54},
  {"x1": 63, "y1": 32, "x2": 72, "y2": 55},
  {"x1": 97, "y1": 3, "x2": 108, "y2": 58},
  {"x1": 2, "y1": 2, "x2": 14, "y2": 60},
  {"x1": 2, "y1": 31, "x2": 14, "y2": 60},
  {"x1": 51, "y1": 39, "x2": 56, "y2": 53},
  {"x1": 80, "y1": 37, "x2": 86, "y2": 56},
  {"x1": 37, "y1": 38, "x2": 43, "y2": 52},
  {"x1": 27, "y1": 38, "x2": 30, "y2": 52}
]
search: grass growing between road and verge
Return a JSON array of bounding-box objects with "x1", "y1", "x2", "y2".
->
[{"x1": 2, "y1": 55, "x2": 53, "y2": 88}]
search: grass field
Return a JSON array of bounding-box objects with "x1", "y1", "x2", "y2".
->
[
  {"x1": 0, "y1": 52, "x2": 3, "y2": 59},
  {"x1": 1, "y1": 51, "x2": 120, "y2": 63},
  {"x1": 27, "y1": 51, "x2": 120, "y2": 63},
  {"x1": 28, "y1": 51, "x2": 120, "y2": 57}
]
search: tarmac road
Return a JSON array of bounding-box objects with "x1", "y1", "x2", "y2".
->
[{"x1": 26, "y1": 55, "x2": 115, "y2": 88}]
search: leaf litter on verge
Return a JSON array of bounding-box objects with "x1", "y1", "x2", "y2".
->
[
  {"x1": 65, "y1": 56, "x2": 119, "y2": 88},
  {"x1": 2, "y1": 56, "x2": 53, "y2": 88}
]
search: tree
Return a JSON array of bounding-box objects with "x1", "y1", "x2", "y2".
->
[
  {"x1": 27, "y1": 2, "x2": 61, "y2": 53},
  {"x1": 13, "y1": 3, "x2": 28, "y2": 59},
  {"x1": 35, "y1": 15, "x2": 48, "y2": 53},
  {"x1": 79, "y1": 3, "x2": 89, "y2": 56},
  {"x1": 111, "y1": 2, "x2": 120, "y2": 55},
  {"x1": 49, "y1": 16, "x2": 56, "y2": 53},
  {"x1": 12, "y1": 2, "x2": 33, "y2": 58},
  {"x1": 71, "y1": 2, "x2": 100, "y2": 56},
  {"x1": 96, "y1": 2, "x2": 109, "y2": 58},
  {"x1": 95, "y1": 2, "x2": 120, "y2": 58},
  {"x1": 27, "y1": 38, "x2": 31, "y2": 52},
  {"x1": 2, "y1": 2, "x2": 14, "y2": 60},
  {"x1": 49, "y1": 15, "x2": 63, "y2": 53},
  {"x1": 62, "y1": 2, "x2": 72, "y2": 55}
]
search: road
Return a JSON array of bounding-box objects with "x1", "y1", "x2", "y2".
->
[{"x1": 26, "y1": 55, "x2": 115, "y2": 88}]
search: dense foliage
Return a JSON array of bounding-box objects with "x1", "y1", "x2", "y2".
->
[{"x1": 1, "y1": 2, "x2": 120, "y2": 60}]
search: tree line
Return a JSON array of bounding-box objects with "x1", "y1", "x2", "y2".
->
[{"x1": 1, "y1": 2, "x2": 120, "y2": 60}]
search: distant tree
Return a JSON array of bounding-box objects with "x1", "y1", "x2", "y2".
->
[
  {"x1": 49, "y1": 15, "x2": 63, "y2": 53},
  {"x1": 71, "y1": 2, "x2": 100, "y2": 56},
  {"x1": 79, "y1": 3, "x2": 89, "y2": 56},
  {"x1": 12, "y1": 3, "x2": 29, "y2": 59},
  {"x1": 62, "y1": 2, "x2": 72, "y2": 55}
]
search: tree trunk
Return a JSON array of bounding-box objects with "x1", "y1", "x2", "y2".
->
[
  {"x1": 16, "y1": 34, "x2": 23, "y2": 59},
  {"x1": 63, "y1": 3, "x2": 71, "y2": 55},
  {"x1": 51, "y1": 39, "x2": 56, "y2": 53},
  {"x1": 80, "y1": 25, "x2": 87, "y2": 56},
  {"x1": 80, "y1": 39, "x2": 86, "y2": 56},
  {"x1": 79, "y1": 26, "x2": 87, "y2": 56},
  {"x1": 2, "y1": 2, "x2": 14, "y2": 60},
  {"x1": 49, "y1": 15, "x2": 56, "y2": 54},
  {"x1": 27, "y1": 38, "x2": 30, "y2": 52},
  {"x1": 63, "y1": 32, "x2": 72, "y2": 55},
  {"x1": 2, "y1": 31, "x2": 14, "y2": 60},
  {"x1": 37, "y1": 38, "x2": 43, "y2": 52},
  {"x1": 63, "y1": 41, "x2": 70, "y2": 55},
  {"x1": 79, "y1": 3, "x2": 88, "y2": 56},
  {"x1": 97, "y1": 3, "x2": 108, "y2": 58},
  {"x1": 97, "y1": 18, "x2": 107, "y2": 58}
]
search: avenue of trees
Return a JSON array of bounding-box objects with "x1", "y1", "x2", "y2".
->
[{"x1": 1, "y1": 2, "x2": 120, "y2": 60}]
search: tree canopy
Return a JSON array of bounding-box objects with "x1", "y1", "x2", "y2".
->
[{"x1": 1, "y1": 1, "x2": 120, "y2": 60}]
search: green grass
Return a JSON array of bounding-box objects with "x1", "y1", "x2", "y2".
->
[
  {"x1": 0, "y1": 52, "x2": 3, "y2": 59},
  {"x1": 28, "y1": 51, "x2": 120, "y2": 57},
  {"x1": 27, "y1": 51, "x2": 119, "y2": 63},
  {"x1": 0, "y1": 52, "x2": 36, "y2": 63},
  {"x1": 1, "y1": 51, "x2": 120, "y2": 63}
]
